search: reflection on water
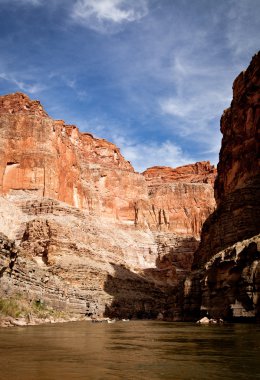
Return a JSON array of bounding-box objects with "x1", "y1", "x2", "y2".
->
[{"x1": 0, "y1": 321, "x2": 259, "y2": 380}]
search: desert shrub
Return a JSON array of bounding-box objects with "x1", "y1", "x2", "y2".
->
[
  {"x1": 0, "y1": 296, "x2": 68, "y2": 320},
  {"x1": 0, "y1": 297, "x2": 30, "y2": 318}
]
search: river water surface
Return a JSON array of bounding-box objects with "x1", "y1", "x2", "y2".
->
[{"x1": 0, "y1": 321, "x2": 259, "y2": 380}]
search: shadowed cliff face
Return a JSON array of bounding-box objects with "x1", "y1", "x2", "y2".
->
[
  {"x1": 186, "y1": 52, "x2": 260, "y2": 321},
  {"x1": 104, "y1": 235, "x2": 199, "y2": 320},
  {"x1": 0, "y1": 92, "x2": 215, "y2": 320},
  {"x1": 215, "y1": 53, "x2": 260, "y2": 204},
  {"x1": 103, "y1": 263, "x2": 175, "y2": 320}
]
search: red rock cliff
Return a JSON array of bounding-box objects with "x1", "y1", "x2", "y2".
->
[
  {"x1": 215, "y1": 52, "x2": 260, "y2": 204},
  {"x1": 0, "y1": 92, "x2": 145, "y2": 222},
  {"x1": 193, "y1": 52, "x2": 260, "y2": 267},
  {"x1": 0, "y1": 92, "x2": 216, "y2": 236},
  {"x1": 186, "y1": 52, "x2": 260, "y2": 321},
  {"x1": 143, "y1": 161, "x2": 216, "y2": 186},
  {"x1": 0, "y1": 91, "x2": 216, "y2": 321}
]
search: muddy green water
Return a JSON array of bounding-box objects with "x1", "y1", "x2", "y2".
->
[{"x1": 0, "y1": 321, "x2": 259, "y2": 380}]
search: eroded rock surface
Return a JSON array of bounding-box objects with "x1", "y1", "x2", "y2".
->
[
  {"x1": 0, "y1": 196, "x2": 200, "y2": 320},
  {"x1": 0, "y1": 92, "x2": 215, "y2": 320},
  {"x1": 143, "y1": 161, "x2": 216, "y2": 186},
  {"x1": 186, "y1": 52, "x2": 260, "y2": 321},
  {"x1": 215, "y1": 54, "x2": 260, "y2": 204}
]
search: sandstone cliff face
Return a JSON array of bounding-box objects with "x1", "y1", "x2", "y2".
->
[
  {"x1": 0, "y1": 92, "x2": 215, "y2": 235},
  {"x1": 0, "y1": 92, "x2": 137, "y2": 218},
  {"x1": 186, "y1": 52, "x2": 260, "y2": 321},
  {"x1": 215, "y1": 54, "x2": 260, "y2": 204},
  {"x1": 139, "y1": 162, "x2": 216, "y2": 237},
  {"x1": 0, "y1": 92, "x2": 216, "y2": 320},
  {"x1": 143, "y1": 161, "x2": 216, "y2": 186}
]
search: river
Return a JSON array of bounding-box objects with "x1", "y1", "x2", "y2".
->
[{"x1": 0, "y1": 321, "x2": 259, "y2": 379}]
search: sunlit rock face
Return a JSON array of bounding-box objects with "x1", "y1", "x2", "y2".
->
[
  {"x1": 0, "y1": 92, "x2": 216, "y2": 320},
  {"x1": 0, "y1": 92, "x2": 216, "y2": 234},
  {"x1": 0, "y1": 92, "x2": 136, "y2": 217},
  {"x1": 143, "y1": 162, "x2": 216, "y2": 186},
  {"x1": 140, "y1": 163, "x2": 216, "y2": 238},
  {"x1": 185, "y1": 52, "x2": 260, "y2": 322}
]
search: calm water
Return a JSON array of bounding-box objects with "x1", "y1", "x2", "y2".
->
[{"x1": 0, "y1": 321, "x2": 259, "y2": 380}]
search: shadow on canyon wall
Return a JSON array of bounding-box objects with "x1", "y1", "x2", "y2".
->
[
  {"x1": 192, "y1": 177, "x2": 260, "y2": 270},
  {"x1": 103, "y1": 237, "x2": 199, "y2": 320},
  {"x1": 103, "y1": 234, "x2": 260, "y2": 322},
  {"x1": 103, "y1": 262, "x2": 178, "y2": 320},
  {"x1": 184, "y1": 240, "x2": 260, "y2": 322}
]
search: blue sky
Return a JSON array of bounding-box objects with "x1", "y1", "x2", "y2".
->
[{"x1": 0, "y1": 0, "x2": 259, "y2": 172}]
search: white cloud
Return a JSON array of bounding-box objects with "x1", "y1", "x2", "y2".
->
[
  {"x1": 71, "y1": 0, "x2": 148, "y2": 32},
  {"x1": 160, "y1": 98, "x2": 192, "y2": 119},
  {"x1": 104, "y1": 130, "x2": 195, "y2": 172},
  {"x1": 159, "y1": 53, "x2": 233, "y2": 141},
  {"x1": 0, "y1": 72, "x2": 46, "y2": 94},
  {"x1": 0, "y1": 0, "x2": 258, "y2": 171},
  {"x1": 120, "y1": 139, "x2": 194, "y2": 173},
  {"x1": 160, "y1": 89, "x2": 231, "y2": 128}
]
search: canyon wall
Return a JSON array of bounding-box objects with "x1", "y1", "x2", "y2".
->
[
  {"x1": 185, "y1": 52, "x2": 260, "y2": 321},
  {"x1": 140, "y1": 162, "x2": 216, "y2": 237},
  {"x1": 1, "y1": 51, "x2": 259, "y2": 322},
  {"x1": 0, "y1": 92, "x2": 215, "y2": 236},
  {"x1": 0, "y1": 92, "x2": 216, "y2": 320}
]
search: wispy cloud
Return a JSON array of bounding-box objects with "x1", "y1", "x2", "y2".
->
[
  {"x1": 47, "y1": 72, "x2": 89, "y2": 100},
  {"x1": 159, "y1": 33, "x2": 233, "y2": 127},
  {"x1": 0, "y1": 72, "x2": 46, "y2": 94},
  {"x1": 71, "y1": 0, "x2": 148, "y2": 33},
  {"x1": 157, "y1": 53, "x2": 229, "y2": 163},
  {"x1": 0, "y1": 0, "x2": 42, "y2": 5},
  {"x1": 160, "y1": 87, "x2": 231, "y2": 133},
  {"x1": 155, "y1": 0, "x2": 259, "y2": 162},
  {"x1": 0, "y1": 0, "x2": 259, "y2": 171},
  {"x1": 226, "y1": 0, "x2": 260, "y2": 59}
]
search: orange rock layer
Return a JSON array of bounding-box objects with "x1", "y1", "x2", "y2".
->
[
  {"x1": 0, "y1": 91, "x2": 217, "y2": 320},
  {"x1": 0, "y1": 92, "x2": 216, "y2": 237},
  {"x1": 143, "y1": 161, "x2": 216, "y2": 186}
]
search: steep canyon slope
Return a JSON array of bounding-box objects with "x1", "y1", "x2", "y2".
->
[
  {"x1": 185, "y1": 52, "x2": 260, "y2": 321},
  {"x1": 0, "y1": 92, "x2": 216, "y2": 320}
]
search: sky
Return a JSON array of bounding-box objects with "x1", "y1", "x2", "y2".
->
[{"x1": 0, "y1": 0, "x2": 259, "y2": 172}]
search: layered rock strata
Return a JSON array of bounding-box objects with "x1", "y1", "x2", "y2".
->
[
  {"x1": 137, "y1": 173, "x2": 215, "y2": 237},
  {"x1": 0, "y1": 92, "x2": 215, "y2": 236},
  {"x1": 143, "y1": 161, "x2": 216, "y2": 186},
  {"x1": 0, "y1": 92, "x2": 216, "y2": 320},
  {"x1": 185, "y1": 52, "x2": 260, "y2": 321},
  {"x1": 0, "y1": 196, "x2": 199, "y2": 320}
]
